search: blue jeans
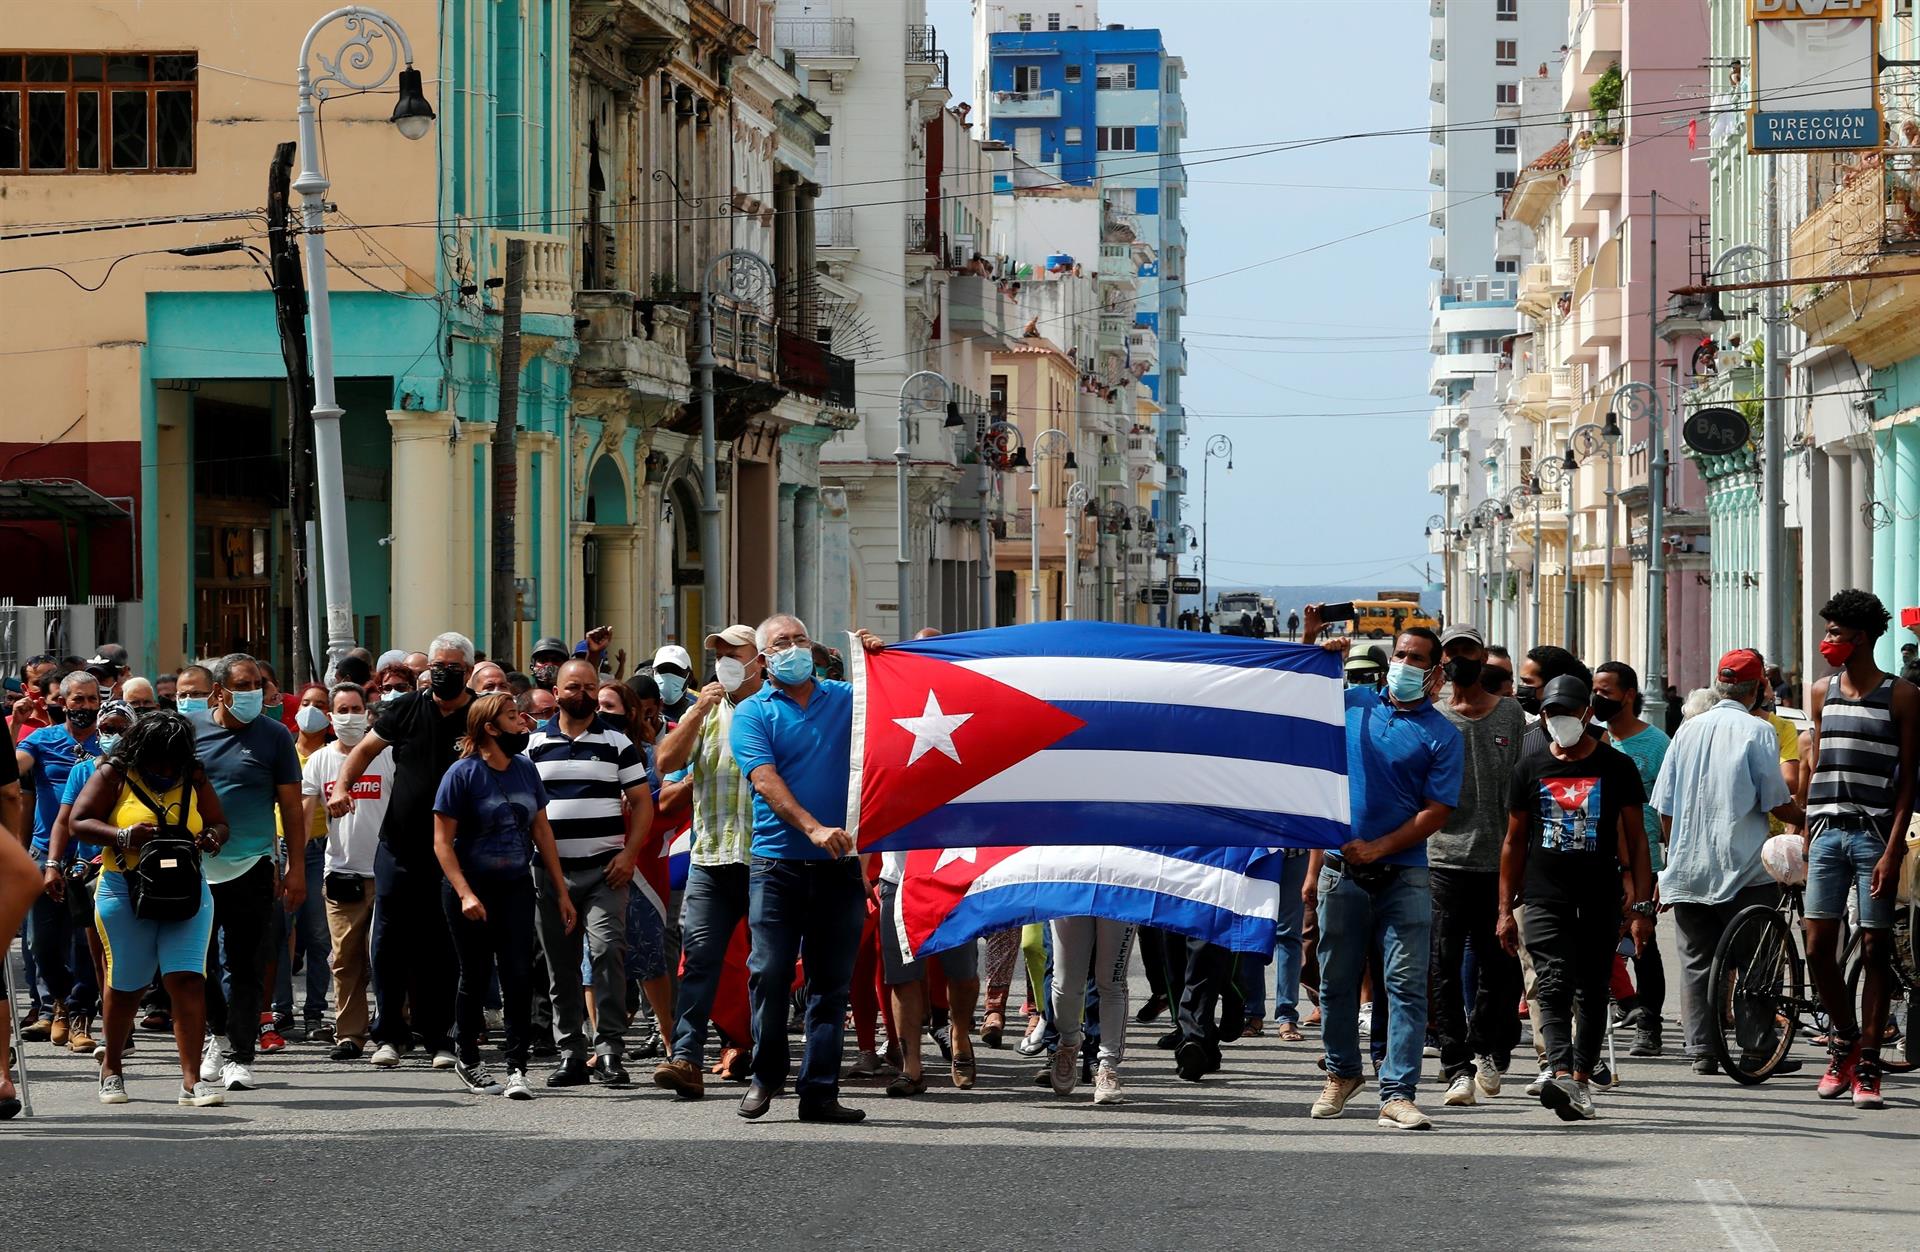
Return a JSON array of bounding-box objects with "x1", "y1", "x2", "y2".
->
[
  {"x1": 1317, "y1": 861, "x2": 1432, "y2": 1105},
  {"x1": 745, "y1": 855, "x2": 866, "y2": 1106},
  {"x1": 27, "y1": 846, "x2": 97, "y2": 1016},
  {"x1": 294, "y1": 839, "x2": 331, "y2": 1018},
  {"x1": 672, "y1": 863, "x2": 750, "y2": 1064},
  {"x1": 1806, "y1": 821, "x2": 1894, "y2": 929},
  {"x1": 1235, "y1": 852, "x2": 1311, "y2": 1024}
]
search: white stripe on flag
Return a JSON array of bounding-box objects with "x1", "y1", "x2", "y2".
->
[
  {"x1": 952, "y1": 655, "x2": 1344, "y2": 725},
  {"x1": 970, "y1": 845, "x2": 1281, "y2": 923},
  {"x1": 948, "y1": 749, "x2": 1351, "y2": 822}
]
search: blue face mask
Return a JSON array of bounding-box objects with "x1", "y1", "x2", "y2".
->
[
  {"x1": 655, "y1": 674, "x2": 687, "y2": 705},
  {"x1": 175, "y1": 696, "x2": 210, "y2": 715},
  {"x1": 766, "y1": 646, "x2": 815, "y2": 686},
  {"x1": 226, "y1": 689, "x2": 265, "y2": 723},
  {"x1": 1386, "y1": 660, "x2": 1431, "y2": 703},
  {"x1": 97, "y1": 733, "x2": 122, "y2": 756}
]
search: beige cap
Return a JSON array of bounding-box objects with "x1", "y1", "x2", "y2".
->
[{"x1": 704, "y1": 624, "x2": 757, "y2": 650}]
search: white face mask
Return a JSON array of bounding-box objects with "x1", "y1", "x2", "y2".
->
[
  {"x1": 715, "y1": 656, "x2": 748, "y2": 693},
  {"x1": 1546, "y1": 714, "x2": 1588, "y2": 750},
  {"x1": 331, "y1": 711, "x2": 370, "y2": 746},
  {"x1": 295, "y1": 705, "x2": 329, "y2": 734}
]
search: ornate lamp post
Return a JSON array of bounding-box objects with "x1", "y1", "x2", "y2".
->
[
  {"x1": 1201, "y1": 434, "x2": 1233, "y2": 625},
  {"x1": 1025, "y1": 428, "x2": 1076, "y2": 622},
  {"x1": 1563, "y1": 410, "x2": 1624, "y2": 659}
]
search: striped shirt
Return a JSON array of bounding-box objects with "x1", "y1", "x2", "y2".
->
[
  {"x1": 527, "y1": 714, "x2": 649, "y2": 862},
  {"x1": 686, "y1": 698, "x2": 755, "y2": 867},
  {"x1": 1809, "y1": 673, "x2": 1899, "y2": 838}
]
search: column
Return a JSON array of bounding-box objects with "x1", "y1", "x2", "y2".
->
[
  {"x1": 1826, "y1": 450, "x2": 1851, "y2": 596},
  {"x1": 570, "y1": 520, "x2": 592, "y2": 644},
  {"x1": 449, "y1": 420, "x2": 495, "y2": 643},
  {"x1": 1895, "y1": 425, "x2": 1920, "y2": 668},
  {"x1": 388, "y1": 411, "x2": 461, "y2": 655},
  {"x1": 1814, "y1": 449, "x2": 1847, "y2": 674},
  {"x1": 594, "y1": 523, "x2": 642, "y2": 658},
  {"x1": 524, "y1": 430, "x2": 562, "y2": 639},
  {"x1": 1851, "y1": 444, "x2": 1875, "y2": 594},
  {"x1": 794, "y1": 487, "x2": 821, "y2": 630},
  {"x1": 777, "y1": 483, "x2": 798, "y2": 614}
]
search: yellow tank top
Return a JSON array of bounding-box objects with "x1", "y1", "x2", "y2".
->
[{"x1": 104, "y1": 770, "x2": 204, "y2": 874}]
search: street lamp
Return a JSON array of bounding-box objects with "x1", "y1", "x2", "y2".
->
[
  {"x1": 891, "y1": 369, "x2": 955, "y2": 637},
  {"x1": 1610, "y1": 378, "x2": 1667, "y2": 726},
  {"x1": 973, "y1": 416, "x2": 1023, "y2": 629},
  {"x1": 1708, "y1": 238, "x2": 1785, "y2": 669},
  {"x1": 1027, "y1": 428, "x2": 1074, "y2": 623},
  {"x1": 1563, "y1": 413, "x2": 1623, "y2": 659},
  {"x1": 1528, "y1": 459, "x2": 1567, "y2": 652},
  {"x1": 1065, "y1": 481, "x2": 1089, "y2": 620},
  {"x1": 693, "y1": 249, "x2": 777, "y2": 642},
  {"x1": 1201, "y1": 434, "x2": 1233, "y2": 628},
  {"x1": 296, "y1": 4, "x2": 435, "y2": 662}
]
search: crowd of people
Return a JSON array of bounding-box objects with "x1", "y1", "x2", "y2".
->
[{"x1": 0, "y1": 589, "x2": 1913, "y2": 1127}]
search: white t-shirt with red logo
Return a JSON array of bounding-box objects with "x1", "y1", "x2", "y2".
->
[{"x1": 302, "y1": 740, "x2": 395, "y2": 877}]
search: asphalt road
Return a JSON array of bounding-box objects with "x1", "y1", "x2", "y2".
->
[{"x1": 4, "y1": 967, "x2": 1915, "y2": 1252}]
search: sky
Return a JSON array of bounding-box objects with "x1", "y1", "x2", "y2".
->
[{"x1": 926, "y1": 0, "x2": 1439, "y2": 597}]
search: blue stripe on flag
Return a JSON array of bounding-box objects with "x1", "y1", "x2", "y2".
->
[
  {"x1": 898, "y1": 620, "x2": 1340, "y2": 677},
  {"x1": 870, "y1": 800, "x2": 1349, "y2": 853},
  {"x1": 920, "y1": 879, "x2": 1279, "y2": 956},
  {"x1": 1049, "y1": 700, "x2": 1346, "y2": 773}
]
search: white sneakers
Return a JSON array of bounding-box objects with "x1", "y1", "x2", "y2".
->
[
  {"x1": 98, "y1": 1073, "x2": 128, "y2": 1105},
  {"x1": 1093, "y1": 1066, "x2": 1124, "y2": 1105},
  {"x1": 431, "y1": 1049, "x2": 458, "y2": 1071},
  {"x1": 1524, "y1": 1063, "x2": 1551, "y2": 1098},
  {"x1": 1376, "y1": 1098, "x2": 1434, "y2": 1130},
  {"x1": 199, "y1": 1034, "x2": 229, "y2": 1082},
  {"x1": 1474, "y1": 1055, "x2": 1503, "y2": 1096},
  {"x1": 1049, "y1": 1044, "x2": 1080, "y2": 1096},
  {"x1": 178, "y1": 1081, "x2": 225, "y2": 1107},
  {"x1": 1540, "y1": 1074, "x2": 1598, "y2": 1122},
  {"x1": 369, "y1": 1042, "x2": 403, "y2": 1068},
  {"x1": 1442, "y1": 1073, "x2": 1478, "y2": 1106},
  {"x1": 221, "y1": 1060, "x2": 256, "y2": 1091},
  {"x1": 503, "y1": 1069, "x2": 534, "y2": 1101}
]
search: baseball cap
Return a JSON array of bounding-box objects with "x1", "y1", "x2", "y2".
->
[
  {"x1": 530, "y1": 636, "x2": 569, "y2": 662},
  {"x1": 1438, "y1": 624, "x2": 1483, "y2": 648},
  {"x1": 705, "y1": 624, "x2": 757, "y2": 650},
  {"x1": 653, "y1": 644, "x2": 694, "y2": 674},
  {"x1": 1717, "y1": 648, "x2": 1764, "y2": 684},
  {"x1": 1540, "y1": 674, "x2": 1591, "y2": 714},
  {"x1": 1345, "y1": 650, "x2": 1383, "y2": 673}
]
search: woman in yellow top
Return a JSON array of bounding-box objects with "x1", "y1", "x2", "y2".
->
[{"x1": 70, "y1": 710, "x2": 231, "y2": 1107}]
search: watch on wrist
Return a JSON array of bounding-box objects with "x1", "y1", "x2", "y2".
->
[
  {"x1": 115, "y1": 827, "x2": 131, "y2": 852},
  {"x1": 1630, "y1": 900, "x2": 1656, "y2": 917}
]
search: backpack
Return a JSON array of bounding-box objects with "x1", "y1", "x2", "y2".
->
[{"x1": 123, "y1": 775, "x2": 205, "y2": 923}]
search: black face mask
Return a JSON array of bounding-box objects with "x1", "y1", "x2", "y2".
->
[
  {"x1": 47, "y1": 704, "x2": 67, "y2": 725},
  {"x1": 1443, "y1": 658, "x2": 1484, "y2": 689},
  {"x1": 557, "y1": 693, "x2": 596, "y2": 720},
  {"x1": 1591, "y1": 694, "x2": 1624, "y2": 722},
  {"x1": 495, "y1": 729, "x2": 531, "y2": 756},
  {"x1": 429, "y1": 664, "x2": 467, "y2": 700},
  {"x1": 531, "y1": 663, "x2": 559, "y2": 690},
  {"x1": 1517, "y1": 688, "x2": 1543, "y2": 716},
  {"x1": 65, "y1": 706, "x2": 99, "y2": 732},
  {"x1": 598, "y1": 711, "x2": 630, "y2": 735}
]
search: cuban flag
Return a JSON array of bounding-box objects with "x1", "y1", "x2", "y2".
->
[{"x1": 847, "y1": 622, "x2": 1350, "y2": 959}]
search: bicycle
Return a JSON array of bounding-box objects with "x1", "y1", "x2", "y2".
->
[{"x1": 1706, "y1": 887, "x2": 1919, "y2": 1085}]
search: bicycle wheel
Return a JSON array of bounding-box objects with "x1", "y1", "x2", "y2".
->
[
  {"x1": 1842, "y1": 933, "x2": 1919, "y2": 1074},
  {"x1": 1708, "y1": 903, "x2": 1802, "y2": 1084}
]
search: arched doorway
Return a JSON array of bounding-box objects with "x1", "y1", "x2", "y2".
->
[
  {"x1": 584, "y1": 454, "x2": 630, "y2": 634},
  {"x1": 670, "y1": 475, "x2": 703, "y2": 646}
]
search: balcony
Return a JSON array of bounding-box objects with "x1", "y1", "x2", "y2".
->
[
  {"x1": 905, "y1": 213, "x2": 935, "y2": 255},
  {"x1": 1428, "y1": 234, "x2": 1446, "y2": 271},
  {"x1": 1429, "y1": 104, "x2": 1446, "y2": 146},
  {"x1": 777, "y1": 329, "x2": 855, "y2": 409},
  {"x1": 1512, "y1": 370, "x2": 1553, "y2": 415},
  {"x1": 1789, "y1": 155, "x2": 1920, "y2": 362},
  {"x1": 905, "y1": 23, "x2": 948, "y2": 92},
  {"x1": 1429, "y1": 460, "x2": 1463, "y2": 494},
  {"x1": 816, "y1": 206, "x2": 855, "y2": 249},
  {"x1": 491, "y1": 231, "x2": 572, "y2": 318},
  {"x1": 1127, "y1": 327, "x2": 1160, "y2": 371},
  {"x1": 1098, "y1": 313, "x2": 1129, "y2": 355},
  {"x1": 1573, "y1": 143, "x2": 1621, "y2": 224},
  {"x1": 1096, "y1": 452, "x2": 1125, "y2": 487},
  {"x1": 1429, "y1": 149, "x2": 1446, "y2": 186},
  {"x1": 994, "y1": 88, "x2": 1061, "y2": 118},
  {"x1": 775, "y1": 16, "x2": 855, "y2": 59},
  {"x1": 947, "y1": 273, "x2": 1016, "y2": 348},
  {"x1": 1429, "y1": 70, "x2": 1444, "y2": 104},
  {"x1": 1562, "y1": 3, "x2": 1623, "y2": 113},
  {"x1": 1575, "y1": 281, "x2": 1622, "y2": 363},
  {"x1": 1515, "y1": 261, "x2": 1559, "y2": 316},
  {"x1": 1428, "y1": 350, "x2": 1500, "y2": 395},
  {"x1": 1162, "y1": 339, "x2": 1186, "y2": 374},
  {"x1": 1430, "y1": 15, "x2": 1445, "y2": 60},
  {"x1": 571, "y1": 290, "x2": 691, "y2": 418},
  {"x1": 1430, "y1": 190, "x2": 1448, "y2": 229},
  {"x1": 1098, "y1": 242, "x2": 1142, "y2": 285}
]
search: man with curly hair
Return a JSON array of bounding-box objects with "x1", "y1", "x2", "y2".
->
[{"x1": 1803, "y1": 589, "x2": 1920, "y2": 1110}]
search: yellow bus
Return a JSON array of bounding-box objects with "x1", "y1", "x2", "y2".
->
[{"x1": 1351, "y1": 599, "x2": 1438, "y2": 639}]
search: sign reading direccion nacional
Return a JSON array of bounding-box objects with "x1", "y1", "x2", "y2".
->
[{"x1": 1748, "y1": 0, "x2": 1883, "y2": 153}]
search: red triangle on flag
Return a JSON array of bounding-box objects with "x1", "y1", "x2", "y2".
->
[
  {"x1": 855, "y1": 648, "x2": 1085, "y2": 849},
  {"x1": 896, "y1": 845, "x2": 1027, "y2": 956},
  {"x1": 1542, "y1": 777, "x2": 1598, "y2": 812}
]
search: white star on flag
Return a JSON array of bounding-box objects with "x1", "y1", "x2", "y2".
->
[
  {"x1": 893, "y1": 690, "x2": 974, "y2": 766},
  {"x1": 934, "y1": 846, "x2": 978, "y2": 872}
]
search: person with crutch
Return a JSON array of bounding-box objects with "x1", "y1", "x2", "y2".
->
[{"x1": 3, "y1": 717, "x2": 40, "y2": 1116}]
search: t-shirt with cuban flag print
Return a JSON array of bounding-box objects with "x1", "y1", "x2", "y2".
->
[{"x1": 1507, "y1": 733, "x2": 1645, "y2": 901}]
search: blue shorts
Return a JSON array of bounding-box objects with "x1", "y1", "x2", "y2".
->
[
  {"x1": 1805, "y1": 823, "x2": 1895, "y2": 930},
  {"x1": 626, "y1": 885, "x2": 668, "y2": 982},
  {"x1": 93, "y1": 870, "x2": 215, "y2": 991}
]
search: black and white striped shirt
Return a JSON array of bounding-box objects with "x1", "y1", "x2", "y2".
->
[
  {"x1": 1809, "y1": 674, "x2": 1899, "y2": 838},
  {"x1": 527, "y1": 714, "x2": 649, "y2": 862}
]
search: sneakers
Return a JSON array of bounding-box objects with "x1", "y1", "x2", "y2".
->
[
  {"x1": 1539, "y1": 1075, "x2": 1597, "y2": 1121},
  {"x1": 1175, "y1": 1040, "x2": 1211, "y2": 1083},
  {"x1": 1630, "y1": 1023, "x2": 1664, "y2": 1057},
  {"x1": 200, "y1": 1035, "x2": 229, "y2": 1083},
  {"x1": 1093, "y1": 1066, "x2": 1124, "y2": 1105},
  {"x1": 455, "y1": 1060, "x2": 503, "y2": 1095},
  {"x1": 1589, "y1": 1063, "x2": 1618, "y2": 1091},
  {"x1": 369, "y1": 1042, "x2": 403, "y2": 1068},
  {"x1": 1691, "y1": 1055, "x2": 1720, "y2": 1075},
  {"x1": 1524, "y1": 1064, "x2": 1552, "y2": 1097},
  {"x1": 503, "y1": 1069, "x2": 534, "y2": 1101},
  {"x1": 1852, "y1": 1055, "x2": 1886, "y2": 1109},
  {"x1": 329, "y1": 1039, "x2": 364, "y2": 1062},
  {"x1": 1049, "y1": 1041, "x2": 1080, "y2": 1095},
  {"x1": 1376, "y1": 1098, "x2": 1433, "y2": 1130},
  {"x1": 1310, "y1": 1073, "x2": 1366, "y2": 1119},
  {"x1": 847, "y1": 1049, "x2": 889, "y2": 1079},
  {"x1": 220, "y1": 1060, "x2": 256, "y2": 1091},
  {"x1": 178, "y1": 1081, "x2": 225, "y2": 1107},
  {"x1": 66, "y1": 1015, "x2": 97, "y2": 1055},
  {"x1": 98, "y1": 1073, "x2": 128, "y2": 1104},
  {"x1": 1442, "y1": 1073, "x2": 1478, "y2": 1106},
  {"x1": 1818, "y1": 1038, "x2": 1861, "y2": 1100},
  {"x1": 1474, "y1": 1055, "x2": 1503, "y2": 1097},
  {"x1": 431, "y1": 1049, "x2": 458, "y2": 1071},
  {"x1": 257, "y1": 1014, "x2": 287, "y2": 1054}
]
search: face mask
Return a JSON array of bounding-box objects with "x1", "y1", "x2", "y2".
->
[
  {"x1": 381, "y1": 688, "x2": 406, "y2": 703},
  {"x1": 429, "y1": 664, "x2": 467, "y2": 700},
  {"x1": 1546, "y1": 714, "x2": 1588, "y2": 750},
  {"x1": 295, "y1": 705, "x2": 330, "y2": 734},
  {"x1": 65, "y1": 706, "x2": 99, "y2": 733},
  {"x1": 656, "y1": 674, "x2": 688, "y2": 705},
  {"x1": 599, "y1": 711, "x2": 630, "y2": 735},
  {"x1": 1443, "y1": 657, "x2": 1483, "y2": 688},
  {"x1": 1386, "y1": 660, "x2": 1430, "y2": 703},
  {"x1": 226, "y1": 689, "x2": 264, "y2": 723},
  {"x1": 1819, "y1": 638, "x2": 1855, "y2": 667},
  {"x1": 331, "y1": 711, "x2": 370, "y2": 745},
  {"x1": 1590, "y1": 694, "x2": 1624, "y2": 722},
  {"x1": 175, "y1": 696, "x2": 209, "y2": 715},
  {"x1": 141, "y1": 767, "x2": 182, "y2": 793},
  {"x1": 715, "y1": 656, "x2": 749, "y2": 692},
  {"x1": 97, "y1": 733, "x2": 122, "y2": 755},
  {"x1": 1516, "y1": 688, "x2": 1542, "y2": 717},
  {"x1": 47, "y1": 704, "x2": 67, "y2": 724},
  {"x1": 531, "y1": 663, "x2": 559, "y2": 690},
  {"x1": 494, "y1": 728, "x2": 531, "y2": 756},
  {"x1": 766, "y1": 646, "x2": 815, "y2": 686},
  {"x1": 558, "y1": 693, "x2": 595, "y2": 720}
]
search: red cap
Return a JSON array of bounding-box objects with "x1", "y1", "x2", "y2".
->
[{"x1": 1717, "y1": 648, "x2": 1764, "y2": 684}]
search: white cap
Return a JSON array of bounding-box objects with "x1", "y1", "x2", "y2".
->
[{"x1": 652, "y1": 644, "x2": 694, "y2": 674}]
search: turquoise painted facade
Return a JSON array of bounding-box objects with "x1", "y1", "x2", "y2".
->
[{"x1": 1699, "y1": 447, "x2": 1761, "y2": 661}]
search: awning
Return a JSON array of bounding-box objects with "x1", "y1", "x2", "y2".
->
[{"x1": 0, "y1": 478, "x2": 132, "y2": 520}]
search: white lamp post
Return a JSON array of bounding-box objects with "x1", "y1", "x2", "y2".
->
[
  {"x1": 1024, "y1": 428, "x2": 1075, "y2": 622},
  {"x1": 1065, "y1": 481, "x2": 1089, "y2": 620}
]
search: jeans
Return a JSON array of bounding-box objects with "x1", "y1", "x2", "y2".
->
[
  {"x1": 27, "y1": 846, "x2": 97, "y2": 1016},
  {"x1": 203, "y1": 858, "x2": 276, "y2": 1063},
  {"x1": 1522, "y1": 885, "x2": 1620, "y2": 1076},
  {"x1": 1240, "y1": 852, "x2": 1311, "y2": 1023},
  {"x1": 1318, "y1": 861, "x2": 1432, "y2": 1104},
  {"x1": 673, "y1": 863, "x2": 751, "y2": 1065},
  {"x1": 745, "y1": 856, "x2": 866, "y2": 1106},
  {"x1": 443, "y1": 874, "x2": 537, "y2": 1070},
  {"x1": 294, "y1": 839, "x2": 331, "y2": 1019},
  {"x1": 1806, "y1": 822, "x2": 1894, "y2": 929},
  {"x1": 370, "y1": 841, "x2": 456, "y2": 1053},
  {"x1": 1050, "y1": 918, "x2": 1135, "y2": 1069},
  {"x1": 1429, "y1": 867, "x2": 1522, "y2": 1079},
  {"x1": 535, "y1": 859, "x2": 630, "y2": 1062},
  {"x1": 1671, "y1": 882, "x2": 1779, "y2": 1059}
]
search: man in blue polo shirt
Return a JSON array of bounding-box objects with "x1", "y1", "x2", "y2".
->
[
  {"x1": 1301, "y1": 607, "x2": 1462, "y2": 1131},
  {"x1": 728, "y1": 614, "x2": 881, "y2": 1125},
  {"x1": 16, "y1": 669, "x2": 103, "y2": 1050}
]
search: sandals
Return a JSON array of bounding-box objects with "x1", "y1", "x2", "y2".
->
[
  {"x1": 1241, "y1": 1018, "x2": 1265, "y2": 1039},
  {"x1": 952, "y1": 1050, "x2": 977, "y2": 1090},
  {"x1": 886, "y1": 1072, "x2": 927, "y2": 1098},
  {"x1": 980, "y1": 1011, "x2": 1005, "y2": 1049},
  {"x1": 1276, "y1": 1021, "x2": 1306, "y2": 1042}
]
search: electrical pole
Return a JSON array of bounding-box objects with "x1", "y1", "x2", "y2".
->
[
  {"x1": 266, "y1": 141, "x2": 316, "y2": 682},
  {"x1": 1760, "y1": 164, "x2": 1787, "y2": 666},
  {"x1": 490, "y1": 238, "x2": 526, "y2": 666},
  {"x1": 1646, "y1": 191, "x2": 1669, "y2": 729}
]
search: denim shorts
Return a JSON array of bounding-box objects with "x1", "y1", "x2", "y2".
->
[
  {"x1": 1805, "y1": 822, "x2": 1894, "y2": 930},
  {"x1": 94, "y1": 869, "x2": 215, "y2": 991}
]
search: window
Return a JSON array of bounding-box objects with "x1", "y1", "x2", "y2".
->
[
  {"x1": 1096, "y1": 62, "x2": 1135, "y2": 91},
  {"x1": 1495, "y1": 257, "x2": 1519, "y2": 275},
  {"x1": 1096, "y1": 125, "x2": 1137, "y2": 151},
  {"x1": 1014, "y1": 64, "x2": 1043, "y2": 92},
  {"x1": 1064, "y1": 63, "x2": 1082, "y2": 83},
  {"x1": 1015, "y1": 11, "x2": 1033, "y2": 31},
  {"x1": 1495, "y1": 39, "x2": 1518, "y2": 67},
  {"x1": 1495, "y1": 125, "x2": 1517, "y2": 153},
  {"x1": 1496, "y1": 0, "x2": 1518, "y2": 18},
  {"x1": 1496, "y1": 170, "x2": 1517, "y2": 193},
  {"x1": 0, "y1": 51, "x2": 196, "y2": 173},
  {"x1": 1047, "y1": 11, "x2": 1061, "y2": 30},
  {"x1": 1495, "y1": 82, "x2": 1518, "y2": 106},
  {"x1": 1064, "y1": 125, "x2": 1083, "y2": 144}
]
